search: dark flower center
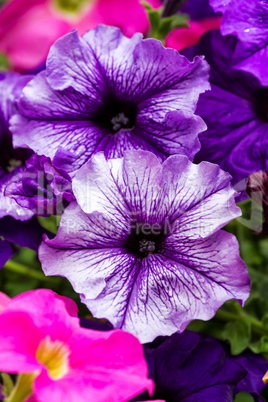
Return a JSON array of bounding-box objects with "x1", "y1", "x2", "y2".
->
[
  {"x1": 94, "y1": 98, "x2": 137, "y2": 133},
  {"x1": 125, "y1": 222, "x2": 166, "y2": 259},
  {"x1": 255, "y1": 87, "x2": 268, "y2": 122}
]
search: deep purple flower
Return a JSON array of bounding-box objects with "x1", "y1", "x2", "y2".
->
[
  {"x1": 0, "y1": 239, "x2": 13, "y2": 269},
  {"x1": 182, "y1": 0, "x2": 219, "y2": 20},
  {"x1": 0, "y1": 216, "x2": 53, "y2": 251},
  {"x1": 11, "y1": 25, "x2": 209, "y2": 176},
  {"x1": 39, "y1": 150, "x2": 250, "y2": 342},
  {"x1": 184, "y1": 30, "x2": 268, "y2": 191},
  {"x1": 231, "y1": 349, "x2": 268, "y2": 400},
  {"x1": 132, "y1": 331, "x2": 267, "y2": 402},
  {"x1": 0, "y1": 72, "x2": 33, "y2": 220},
  {"x1": 5, "y1": 153, "x2": 74, "y2": 217},
  {"x1": 209, "y1": 0, "x2": 268, "y2": 86}
]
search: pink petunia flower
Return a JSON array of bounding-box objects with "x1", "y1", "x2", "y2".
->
[
  {"x1": 165, "y1": 16, "x2": 222, "y2": 51},
  {"x1": 0, "y1": 289, "x2": 154, "y2": 402},
  {"x1": 0, "y1": 0, "x2": 161, "y2": 71}
]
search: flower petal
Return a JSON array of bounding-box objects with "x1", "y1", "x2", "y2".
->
[
  {"x1": 0, "y1": 311, "x2": 42, "y2": 372},
  {"x1": 210, "y1": 0, "x2": 268, "y2": 86},
  {"x1": 0, "y1": 239, "x2": 13, "y2": 269}
]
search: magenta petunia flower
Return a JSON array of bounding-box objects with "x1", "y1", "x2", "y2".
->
[
  {"x1": 11, "y1": 25, "x2": 209, "y2": 177},
  {"x1": 0, "y1": 0, "x2": 161, "y2": 72},
  {"x1": 166, "y1": 17, "x2": 222, "y2": 52},
  {"x1": 39, "y1": 150, "x2": 250, "y2": 342},
  {"x1": 0, "y1": 288, "x2": 154, "y2": 402},
  {"x1": 209, "y1": 0, "x2": 268, "y2": 86}
]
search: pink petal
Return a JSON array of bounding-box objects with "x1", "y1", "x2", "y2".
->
[
  {"x1": 0, "y1": 291, "x2": 11, "y2": 310},
  {"x1": 3, "y1": 289, "x2": 80, "y2": 341},
  {"x1": 0, "y1": 0, "x2": 71, "y2": 71},
  {"x1": 166, "y1": 16, "x2": 222, "y2": 51},
  {"x1": 34, "y1": 329, "x2": 154, "y2": 402},
  {"x1": 0, "y1": 311, "x2": 42, "y2": 373},
  {"x1": 76, "y1": 0, "x2": 161, "y2": 38},
  {"x1": 0, "y1": 0, "x2": 161, "y2": 71}
]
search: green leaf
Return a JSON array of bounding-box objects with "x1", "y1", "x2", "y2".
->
[
  {"x1": 158, "y1": 14, "x2": 189, "y2": 38},
  {"x1": 38, "y1": 215, "x2": 60, "y2": 235},
  {"x1": 234, "y1": 392, "x2": 254, "y2": 402},
  {"x1": 1, "y1": 373, "x2": 14, "y2": 398},
  {"x1": 140, "y1": 1, "x2": 155, "y2": 12},
  {"x1": 141, "y1": 1, "x2": 189, "y2": 41},
  {"x1": 250, "y1": 336, "x2": 268, "y2": 354},
  {"x1": 141, "y1": 1, "x2": 161, "y2": 32},
  {"x1": 0, "y1": 53, "x2": 10, "y2": 71},
  {"x1": 222, "y1": 316, "x2": 251, "y2": 354}
]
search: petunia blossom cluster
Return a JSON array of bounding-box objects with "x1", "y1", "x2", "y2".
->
[{"x1": 0, "y1": 0, "x2": 268, "y2": 400}]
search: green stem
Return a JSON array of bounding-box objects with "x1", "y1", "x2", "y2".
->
[
  {"x1": 216, "y1": 308, "x2": 267, "y2": 337},
  {"x1": 4, "y1": 373, "x2": 36, "y2": 402},
  {"x1": 4, "y1": 260, "x2": 57, "y2": 283}
]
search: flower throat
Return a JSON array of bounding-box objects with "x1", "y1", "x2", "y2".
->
[{"x1": 94, "y1": 98, "x2": 137, "y2": 133}]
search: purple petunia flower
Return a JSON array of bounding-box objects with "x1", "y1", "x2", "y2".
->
[
  {"x1": 11, "y1": 25, "x2": 209, "y2": 176},
  {"x1": 209, "y1": 0, "x2": 268, "y2": 86},
  {"x1": 0, "y1": 216, "x2": 53, "y2": 252},
  {"x1": 231, "y1": 349, "x2": 268, "y2": 400},
  {"x1": 0, "y1": 72, "x2": 33, "y2": 220},
  {"x1": 132, "y1": 331, "x2": 267, "y2": 401},
  {"x1": 39, "y1": 150, "x2": 250, "y2": 342},
  {"x1": 0, "y1": 239, "x2": 13, "y2": 270},
  {"x1": 5, "y1": 153, "x2": 75, "y2": 217},
  {"x1": 182, "y1": 0, "x2": 220, "y2": 21},
  {"x1": 183, "y1": 30, "x2": 268, "y2": 191}
]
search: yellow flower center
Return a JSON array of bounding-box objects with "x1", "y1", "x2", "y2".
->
[
  {"x1": 36, "y1": 336, "x2": 70, "y2": 380},
  {"x1": 3, "y1": 338, "x2": 70, "y2": 402},
  {"x1": 52, "y1": 0, "x2": 95, "y2": 19}
]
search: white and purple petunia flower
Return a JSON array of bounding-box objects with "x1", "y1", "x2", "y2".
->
[
  {"x1": 11, "y1": 25, "x2": 209, "y2": 176},
  {"x1": 39, "y1": 150, "x2": 250, "y2": 342},
  {"x1": 209, "y1": 0, "x2": 268, "y2": 86}
]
